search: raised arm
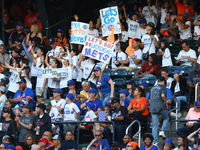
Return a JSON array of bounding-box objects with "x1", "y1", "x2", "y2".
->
[
  {"x1": 122, "y1": 5, "x2": 128, "y2": 19},
  {"x1": 45, "y1": 51, "x2": 51, "y2": 67}
]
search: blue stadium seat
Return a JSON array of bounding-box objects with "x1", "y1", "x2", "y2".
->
[{"x1": 110, "y1": 69, "x2": 127, "y2": 79}]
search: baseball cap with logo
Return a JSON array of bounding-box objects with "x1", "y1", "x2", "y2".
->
[
  {"x1": 194, "y1": 101, "x2": 200, "y2": 107},
  {"x1": 38, "y1": 138, "x2": 48, "y2": 145}
]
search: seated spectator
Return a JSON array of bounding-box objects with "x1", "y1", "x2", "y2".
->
[
  {"x1": 126, "y1": 80, "x2": 135, "y2": 100},
  {"x1": 193, "y1": 17, "x2": 200, "y2": 41},
  {"x1": 104, "y1": 97, "x2": 128, "y2": 145},
  {"x1": 160, "y1": 12, "x2": 178, "y2": 43},
  {"x1": 170, "y1": 70, "x2": 188, "y2": 117},
  {"x1": 175, "y1": 40, "x2": 197, "y2": 69},
  {"x1": 122, "y1": 134, "x2": 133, "y2": 149},
  {"x1": 0, "y1": 45, "x2": 10, "y2": 73},
  {"x1": 8, "y1": 22, "x2": 27, "y2": 49},
  {"x1": 174, "y1": 136, "x2": 191, "y2": 150},
  {"x1": 187, "y1": 128, "x2": 200, "y2": 148},
  {"x1": 22, "y1": 134, "x2": 36, "y2": 150},
  {"x1": 125, "y1": 141, "x2": 139, "y2": 150},
  {"x1": 111, "y1": 141, "x2": 121, "y2": 150},
  {"x1": 135, "y1": 53, "x2": 160, "y2": 79},
  {"x1": 139, "y1": 81, "x2": 150, "y2": 102},
  {"x1": 119, "y1": 89, "x2": 130, "y2": 107},
  {"x1": 11, "y1": 78, "x2": 34, "y2": 106},
  {"x1": 41, "y1": 131, "x2": 54, "y2": 149},
  {"x1": 62, "y1": 130, "x2": 77, "y2": 150},
  {"x1": 31, "y1": 144, "x2": 41, "y2": 150},
  {"x1": 176, "y1": 101, "x2": 200, "y2": 138},
  {"x1": 162, "y1": 138, "x2": 175, "y2": 150},
  {"x1": 49, "y1": 134, "x2": 67, "y2": 150},
  {"x1": 140, "y1": 134, "x2": 158, "y2": 150},
  {"x1": 37, "y1": 138, "x2": 48, "y2": 150},
  {"x1": 26, "y1": 24, "x2": 43, "y2": 45},
  {"x1": 54, "y1": 29, "x2": 67, "y2": 48},
  {"x1": 92, "y1": 67, "x2": 114, "y2": 106}
]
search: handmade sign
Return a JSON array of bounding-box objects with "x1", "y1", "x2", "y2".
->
[
  {"x1": 42, "y1": 68, "x2": 67, "y2": 78},
  {"x1": 70, "y1": 21, "x2": 89, "y2": 45},
  {"x1": 99, "y1": 6, "x2": 121, "y2": 37},
  {"x1": 82, "y1": 36, "x2": 114, "y2": 62}
]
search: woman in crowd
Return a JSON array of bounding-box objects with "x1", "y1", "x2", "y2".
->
[
  {"x1": 26, "y1": 24, "x2": 43, "y2": 45},
  {"x1": 22, "y1": 134, "x2": 37, "y2": 150},
  {"x1": 126, "y1": 80, "x2": 135, "y2": 100},
  {"x1": 54, "y1": 29, "x2": 68, "y2": 48},
  {"x1": 174, "y1": 136, "x2": 191, "y2": 150}
]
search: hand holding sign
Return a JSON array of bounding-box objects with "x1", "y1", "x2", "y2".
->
[
  {"x1": 107, "y1": 26, "x2": 115, "y2": 43},
  {"x1": 126, "y1": 38, "x2": 134, "y2": 57}
]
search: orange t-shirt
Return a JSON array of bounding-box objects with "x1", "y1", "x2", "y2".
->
[
  {"x1": 54, "y1": 37, "x2": 67, "y2": 47},
  {"x1": 24, "y1": 13, "x2": 42, "y2": 29},
  {"x1": 175, "y1": 0, "x2": 194, "y2": 21},
  {"x1": 129, "y1": 97, "x2": 149, "y2": 116}
]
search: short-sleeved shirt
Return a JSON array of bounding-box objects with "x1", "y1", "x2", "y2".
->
[
  {"x1": 121, "y1": 98, "x2": 130, "y2": 108},
  {"x1": 140, "y1": 145, "x2": 158, "y2": 150},
  {"x1": 96, "y1": 74, "x2": 111, "y2": 93},
  {"x1": 188, "y1": 71, "x2": 200, "y2": 84},
  {"x1": 8, "y1": 30, "x2": 27, "y2": 43},
  {"x1": 84, "y1": 110, "x2": 97, "y2": 121},
  {"x1": 83, "y1": 99, "x2": 103, "y2": 113},
  {"x1": 128, "y1": 49, "x2": 142, "y2": 68},
  {"x1": 0, "y1": 119, "x2": 17, "y2": 140},
  {"x1": 93, "y1": 139, "x2": 110, "y2": 149},
  {"x1": 185, "y1": 107, "x2": 200, "y2": 123},
  {"x1": 141, "y1": 34, "x2": 159, "y2": 54},
  {"x1": 14, "y1": 88, "x2": 35, "y2": 105},
  {"x1": 126, "y1": 18, "x2": 139, "y2": 38},
  {"x1": 177, "y1": 49, "x2": 197, "y2": 66},
  {"x1": 24, "y1": 13, "x2": 40, "y2": 27},
  {"x1": 129, "y1": 97, "x2": 149, "y2": 116},
  {"x1": 141, "y1": 61, "x2": 160, "y2": 76},
  {"x1": 111, "y1": 106, "x2": 128, "y2": 125},
  {"x1": 63, "y1": 103, "x2": 80, "y2": 121},
  {"x1": 161, "y1": 22, "x2": 178, "y2": 40}
]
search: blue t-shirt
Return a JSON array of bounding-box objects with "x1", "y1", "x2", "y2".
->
[
  {"x1": 140, "y1": 145, "x2": 158, "y2": 150},
  {"x1": 93, "y1": 139, "x2": 110, "y2": 149},
  {"x1": 96, "y1": 74, "x2": 111, "y2": 93},
  {"x1": 121, "y1": 98, "x2": 130, "y2": 107},
  {"x1": 14, "y1": 88, "x2": 35, "y2": 106},
  {"x1": 83, "y1": 99, "x2": 103, "y2": 112}
]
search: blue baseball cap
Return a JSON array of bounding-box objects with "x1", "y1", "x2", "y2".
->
[
  {"x1": 105, "y1": 103, "x2": 111, "y2": 107},
  {"x1": 49, "y1": 38, "x2": 55, "y2": 45},
  {"x1": 194, "y1": 101, "x2": 200, "y2": 108},
  {"x1": 17, "y1": 21, "x2": 24, "y2": 27},
  {"x1": 57, "y1": 29, "x2": 64, "y2": 33},
  {"x1": 67, "y1": 80, "x2": 75, "y2": 85},
  {"x1": 64, "y1": 93, "x2": 75, "y2": 100},
  {"x1": 164, "y1": 138, "x2": 173, "y2": 144},
  {"x1": 140, "y1": 81, "x2": 149, "y2": 87},
  {"x1": 17, "y1": 78, "x2": 26, "y2": 83},
  {"x1": 138, "y1": 18, "x2": 147, "y2": 24},
  {"x1": 172, "y1": 70, "x2": 181, "y2": 74},
  {"x1": 53, "y1": 88, "x2": 63, "y2": 94},
  {"x1": 93, "y1": 66, "x2": 101, "y2": 71},
  {"x1": 86, "y1": 102, "x2": 95, "y2": 110},
  {"x1": 119, "y1": 89, "x2": 129, "y2": 96},
  {"x1": 87, "y1": 88, "x2": 98, "y2": 94}
]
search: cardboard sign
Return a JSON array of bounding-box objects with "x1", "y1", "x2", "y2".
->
[
  {"x1": 70, "y1": 21, "x2": 89, "y2": 45},
  {"x1": 42, "y1": 68, "x2": 67, "y2": 78},
  {"x1": 82, "y1": 36, "x2": 114, "y2": 62},
  {"x1": 99, "y1": 6, "x2": 121, "y2": 37}
]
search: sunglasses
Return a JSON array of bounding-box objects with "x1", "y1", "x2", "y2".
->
[
  {"x1": 126, "y1": 145, "x2": 132, "y2": 147},
  {"x1": 95, "y1": 134, "x2": 102, "y2": 137},
  {"x1": 198, "y1": 20, "x2": 200, "y2": 22}
]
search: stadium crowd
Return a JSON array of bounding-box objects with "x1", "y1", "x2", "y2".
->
[{"x1": 1, "y1": 0, "x2": 200, "y2": 150}]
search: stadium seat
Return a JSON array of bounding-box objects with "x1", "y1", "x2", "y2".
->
[
  {"x1": 110, "y1": 69, "x2": 127, "y2": 79},
  {"x1": 103, "y1": 69, "x2": 111, "y2": 76},
  {"x1": 188, "y1": 40, "x2": 198, "y2": 52},
  {"x1": 141, "y1": 76, "x2": 157, "y2": 88},
  {"x1": 126, "y1": 68, "x2": 139, "y2": 80},
  {"x1": 113, "y1": 78, "x2": 126, "y2": 88},
  {"x1": 130, "y1": 77, "x2": 140, "y2": 87}
]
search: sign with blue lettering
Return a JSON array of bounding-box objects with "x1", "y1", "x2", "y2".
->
[
  {"x1": 100, "y1": 6, "x2": 121, "y2": 37},
  {"x1": 82, "y1": 36, "x2": 114, "y2": 62},
  {"x1": 70, "y1": 21, "x2": 89, "y2": 45},
  {"x1": 42, "y1": 68, "x2": 67, "y2": 78}
]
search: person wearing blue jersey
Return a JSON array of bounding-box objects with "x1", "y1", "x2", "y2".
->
[
  {"x1": 140, "y1": 134, "x2": 158, "y2": 150},
  {"x1": 119, "y1": 89, "x2": 130, "y2": 107}
]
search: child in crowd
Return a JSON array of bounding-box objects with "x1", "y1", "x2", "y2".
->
[
  {"x1": 119, "y1": 89, "x2": 130, "y2": 107},
  {"x1": 120, "y1": 22, "x2": 128, "y2": 42}
]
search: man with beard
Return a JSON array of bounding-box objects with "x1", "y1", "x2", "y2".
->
[
  {"x1": 140, "y1": 134, "x2": 158, "y2": 150},
  {"x1": 11, "y1": 78, "x2": 34, "y2": 106}
]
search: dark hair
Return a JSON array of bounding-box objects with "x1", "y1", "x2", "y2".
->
[
  {"x1": 143, "y1": 134, "x2": 153, "y2": 142},
  {"x1": 119, "y1": 42, "x2": 128, "y2": 52},
  {"x1": 52, "y1": 59, "x2": 62, "y2": 68},
  {"x1": 161, "y1": 68, "x2": 169, "y2": 73},
  {"x1": 136, "y1": 87, "x2": 145, "y2": 97},
  {"x1": 135, "y1": 38, "x2": 141, "y2": 43},
  {"x1": 27, "y1": 6, "x2": 35, "y2": 13},
  {"x1": 161, "y1": 40, "x2": 169, "y2": 51},
  {"x1": 89, "y1": 20, "x2": 96, "y2": 26},
  {"x1": 178, "y1": 136, "x2": 189, "y2": 146},
  {"x1": 12, "y1": 48, "x2": 21, "y2": 56},
  {"x1": 121, "y1": 22, "x2": 128, "y2": 31},
  {"x1": 149, "y1": 53, "x2": 158, "y2": 65},
  {"x1": 181, "y1": 40, "x2": 189, "y2": 46},
  {"x1": 124, "y1": 134, "x2": 133, "y2": 140},
  {"x1": 166, "y1": 11, "x2": 175, "y2": 16},
  {"x1": 24, "y1": 134, "x2": 37, "y2": 145}
]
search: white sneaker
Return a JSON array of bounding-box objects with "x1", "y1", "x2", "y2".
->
[
  {"x1": 170, "y1": 112, "x2": 176, "y2": 118},
  {"x1": 178, "y1": 112, "x2": 182, "y2": 118},
  {"x1": 159, "y1": 131, "x2": 166, "y2": 139}
]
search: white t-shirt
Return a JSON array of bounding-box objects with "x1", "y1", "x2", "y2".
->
[
  {"x1": 137, "y1": 27, "x2": 147, "y2": 39},
  {"x1": 176, "y1": 21, "x2": 192, "y2": 40},
  {"x1": 21, "y1": 70, "x2": 32, "y2": 89},
  {"x1": 47, "y1": 66, "x2": 60, "y2": 88},
  {"x1": 177, "y1": 49, "x2": 197, "y2": 66},
  {"x1": 31, "y1": 57, "x2": 41, "y2": 77},
  {"x1": 197, "y1": 55, "x2": 200, "y2": 64},
  {"x1": 166, "y1": 77, "x2": 174, "y2": 89},
  {"x1": 126, "y1": 18, "x2": 139, "y2": 38},
  {"x1": 128, "y1": 49, "x2": 143, "y2": 68},
  {"x1": 194, "y1": 26, "x2": 200, "y2": 36},
  {"x1": 60, "y1": 66, "x2": 73, "y2": 88},
  {"x1": 36, "y1": 65, "x2": 45, "y2": 88},
  {"x1": 160, "y1": 8, "x2": 167, "y2": 24},
  {"x1": 142, "y1": 5, "x2": 157, "y2": 26},
  {"x1": 161, "y1": 48, "x2": 173, "y2": 67},
  {"x1": 111, "y1": 51, "x2": 127, "y2": 69},
  {"x1": 81, "y1": 61, "x2": 95, "y2": 79},
  {"x1": 121, "y1": 31, "x2": 128, "y2": 42},
  {"x1": 72, "y1": 56, "x2": 78, "y2": 79},
  {"x1": 88, "y1": 29, "x2": 99, "y2": 38},
  {"x1": 63, "y1": 103, "x2": 80, "y2": 121},
  {"x1": 8, "y1": 68, "x2": 20, "y2": 93},
  {"x1": 49, "y1": 46, "x2": 63, "y2": 62},
  {"x1": 84, "y1": 110, "x2": 97, "y2": 121},
  {"x1": 141, "y1": 34, "x2": 159, "y2": 54},
  {"x1": 0, "y1": 95, "x2": 7, "y2": 103}
]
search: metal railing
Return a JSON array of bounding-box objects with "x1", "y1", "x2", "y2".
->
[
  {"x1": 125, "y1": 120, "x2": 141, "y2": 147},
  {"x1": 86, "y1": 138, "x2": 102, "y2": 150},
  {"x1": 53, "y1": 120, "x2": 115, "y2": 148},
  {"x1": 195, "y1": 82, "x2": 200, "y2": 101},
  {"x1": 169, "y1": 119, "x2": 200, "y2": 138}
]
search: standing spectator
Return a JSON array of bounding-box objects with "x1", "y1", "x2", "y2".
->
[
  {"x1": 8, "y1": 22, "x2": 27, "y2": 48},
  {"x1": 119, "y1": 89, "x2": 130, "y2": 107},
  {"x1": 193, "y1": 17, "x2": 200, "y2": 40},
  {"x1": 92, "y1": 66, "x2": 114, "y2": 106},
  {"x1": 175, "y1": 40, "x2": 197, "y2": 68},
  {"x1": 137, "y1": 18, "x2": 147, "y2": 40},
  {"x1": 17, "y1": 104, "x2": 34, "y2": 145},
  {"x1": 32, "y1": 104, "x2": 52, "y2": 140},
  {"x1": 140, "y1": 134, "x2": 158, "y2": 150},
  {"x1": 104, "y1": 97, "x2": 128, "y2": 145},
  {"x1": 0, "y1": 45, "x2": 10, "y2": 73},
  {"x1": 26, "y1": 24, "x2": 43, "y2": 45},
  {"x1": 150, "y1": 77, "x2": 168, "y2": 144}
]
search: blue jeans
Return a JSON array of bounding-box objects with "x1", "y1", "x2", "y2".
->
[
  {"x1": 151, "y1": 109, "x2": 169, "y2": 143},
  {"x1": 173, "y1": 96, "x2": 187, "y2": 111},
  {"x1": 100, "y1": 92, "x2": 110, "y2": 106}
]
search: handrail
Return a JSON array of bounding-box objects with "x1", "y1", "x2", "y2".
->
[
  {"x1": 53, "y1": 120, "x2": 115, "y2": 148},
  {"x1": 169, "y1": 119, "x2": 200, "y2": 137},
  {"x1": 86, "y1": 138, "x2": 102, "y2": 150},
  {"x1": 125, "y1": 120, "x2": 141, "y2": 147},
  {"x1": 195, "y1": 82, "x2": 200, "y2": 101}
]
